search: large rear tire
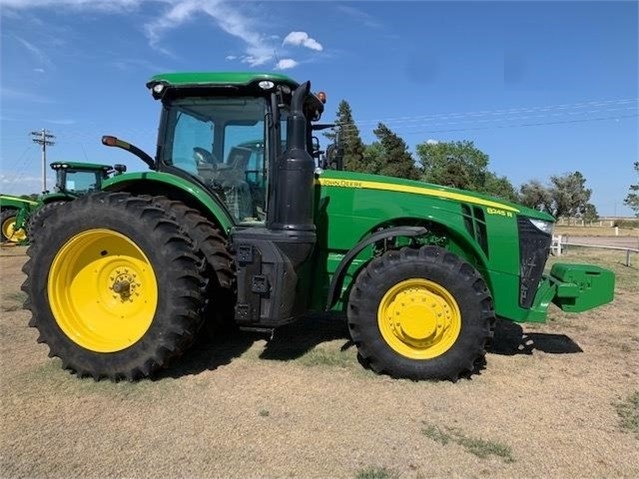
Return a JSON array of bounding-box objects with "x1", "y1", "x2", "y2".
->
[
  {"x1": 26, "y1": 200, "x2": 68, "y2": 242},
  {"x1": 21, "y1": 192, "x2": 208, "y2": 380},
  {"x1": 151, "y1": 197, "x2": 236, "y2": 334},
  {"x1": 347, "y1": 246, "x2": 495, "y2": 381}
]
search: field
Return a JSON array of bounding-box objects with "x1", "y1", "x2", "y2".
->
[
  {"x1": 555, "y1": 225, "x2": 639, "y2": 238},
  {"x1": 1, "y1": 245, "x2": 638, "y2": 478}
]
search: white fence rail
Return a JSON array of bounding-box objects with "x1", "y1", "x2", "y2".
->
[{"x1": 552, "y1": 235, "x2": 639, "y2": 267}]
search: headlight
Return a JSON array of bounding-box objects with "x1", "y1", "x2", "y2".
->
[{"x1": 529, "y1": 218, "x2": 554, "y2": 235}]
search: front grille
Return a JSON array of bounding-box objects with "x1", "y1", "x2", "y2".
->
[{"x1": 518, "y1": 216, "x2": 552, "y2": 308}]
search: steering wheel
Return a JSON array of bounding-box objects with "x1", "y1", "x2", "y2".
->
[{"x1": 193, "y1": 147, "x2": 220, "y2": 166}]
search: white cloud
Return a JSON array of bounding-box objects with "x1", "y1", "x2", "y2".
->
[
  {"x1": 0, "y1": 0, "x2": 144, "y2": 12},
  {"x1": 2, "y1": 1, "x2": 324, "y2": 69},
  {"x1": 143, "y1": 0, "x2": 276, "y2": 65},
  {"x1": 426, "y1": 139, "x2": 439, "y2": 145},
  {"x1": 15, "y1": 35, "x2": 53, "y2": 68},
  {"x1": 33, "y1": 68, "x2": 45, "y2": 73},
  {"x1": 283, "y1": 31, "x2": 323, "y2": 51},
  {"x1": 275, "y1": 58, "x2": 298, "y2": 70},
  {"x1": 336, "y1": 5, "x2": 382, "y2": 29}
]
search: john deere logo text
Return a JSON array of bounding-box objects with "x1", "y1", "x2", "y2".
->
[{"x1": 320, "y1": 179, "x2": 363, "y2": 188}]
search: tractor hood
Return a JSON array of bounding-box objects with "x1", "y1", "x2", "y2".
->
[{"x1": 316, "y1": 169, "x2": 555, "y2": 222}]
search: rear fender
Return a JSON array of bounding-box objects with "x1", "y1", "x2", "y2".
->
[{"x1": 102, "y1": 172, "x2": 234, "y2": 233}]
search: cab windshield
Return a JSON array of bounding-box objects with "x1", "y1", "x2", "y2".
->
[
  {"x1": 56, "y1": 170, "x2": 103, "y2": 194},
  {"x1": 161, "y1": 96, "x2": 273, "y2": 223}
]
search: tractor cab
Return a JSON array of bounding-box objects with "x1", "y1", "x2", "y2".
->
[
  {"x1": 50, "y1": 161, "x2": 124, "y2": 196},
  {"x1": 146, "y1": 73, "x2": 325, "y2": 224}
]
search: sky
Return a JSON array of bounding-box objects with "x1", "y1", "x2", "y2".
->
[{"x1": 0, "y1": 0, "x2": 637, "y2": 216}]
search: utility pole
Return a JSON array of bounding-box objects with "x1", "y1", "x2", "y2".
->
[{"x1": 30, "y1": 129, "x2": 55, "y2": 193}]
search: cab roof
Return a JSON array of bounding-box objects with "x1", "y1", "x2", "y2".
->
[
  {"x1": 147, "y1": 72, "x2": 299, "y2": 90},
  {"x1": 50, "y1": 161, "x2": 112, "y2": 171}
]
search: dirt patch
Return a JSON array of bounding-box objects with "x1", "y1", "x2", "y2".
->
[{"x1": 1, "y1": 248, "x2": 638, "y2": 478}]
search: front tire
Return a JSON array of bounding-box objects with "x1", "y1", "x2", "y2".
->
[
  {"x1": 21, "y1": 192, "x2": 208, "y2": 380},
  {"x1": 347, "y1": 246, "x2": 495, "y2": 381}
]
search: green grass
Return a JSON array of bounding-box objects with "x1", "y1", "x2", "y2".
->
[
  {"x1": 298, "y1": 347, "x2": 357, "y2": 369},
  {"x1": 21, "y1": 359, "x2": 173, "y2": 398},
  {"x1": 422, "y1": 423, "x2": 515, "y2": 463},
  {"x1": 1, "y1": 291, "x2": 27, "y2": 311},
  {"x1": 355, "y1": 466, "x2": 397, "y2": 479},
  {"x1": 614, "y1": 392, "x2": 639, "y2": 439},
  {"x1": 3, "y1": 291, "x2": 27, "y2": 303}
]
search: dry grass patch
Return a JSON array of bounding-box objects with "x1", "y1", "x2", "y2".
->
[
  {"x1": 2, "y1": 244, "x2": 639, "y2": 478},
  {"x1": 555, "y1": 226, "x2": 638, "y2": 237}
]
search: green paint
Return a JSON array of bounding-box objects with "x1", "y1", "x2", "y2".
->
[
  {"x1": 0, "y1": 195, "x2": 38, "y2": 208},
  {"x1": 50, "y1": 161, "x2": 112, "y2": 171},
  {"x1": 102, "y1": 171, "x2": 235, "y2": 232},
  {"x1": 310, "y1": 169, "x2": 613, "y2": 322},
  {"x1": 148, "y1": 71, "x2": 299, "y2": 89}
]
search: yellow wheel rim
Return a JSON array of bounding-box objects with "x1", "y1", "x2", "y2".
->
[
  {"x1": 47, "y1": 228, "x2": 158, "y2": 353},
  {"x1": 378, "y1": 278, "x2": 462, "y2": 359},
  {"x1": 2, "y1": 215, "x2": 27, "y2": 243}
]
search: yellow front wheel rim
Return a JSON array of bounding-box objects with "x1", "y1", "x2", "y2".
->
[
  {"x1": 47, "y1": 228, "x2": 158, "y2": 353},
  {"x1": 2, "y1": 215, "x2": 27, "y2": 243},
  {"x1": 378, "y1": 278, "x2": 462, "y2": 359}
]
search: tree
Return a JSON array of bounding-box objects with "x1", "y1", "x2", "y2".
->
[
  {"x1": 623, "y1": 161, "x2": 639, "y2": 217},
  {"x1": 417, "y1": 140, "x2": 489, "y2": 191},
  {"x1": 364, "y1": 123, "x2": 420, "y2": 180},
  {"x1": 416, "y1": 140, "x2": 517, "y2": 200},
  {"x1": 582, "y1": 203, "x2": 599, "y2": 223},
  {"x1": 326, "y1": 100, "x2": 367, "y2": 173},
  {"x1": 549, "y1": 171, "x2": 592, "y2": 218},
  {"x1": 519, "y1": 180, "x2": 553, "y2": 213},
  {"x1": 483, "y1": 172, "x2": 519, "y2": 202}
]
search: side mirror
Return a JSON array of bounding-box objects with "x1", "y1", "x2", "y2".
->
[
  {"x1": 325, "y1": 144, "x2": 344, "y2": 170},
  {"x1": 311, "y1": 136, "x2": 324, "y2": 159},
  {"x1": 113, "y1": 164, "x2": 127, "y2": 174}
]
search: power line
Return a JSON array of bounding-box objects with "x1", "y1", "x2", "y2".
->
[{"x1": 30, "y1": 129, "x2": 55, "y2": 193}]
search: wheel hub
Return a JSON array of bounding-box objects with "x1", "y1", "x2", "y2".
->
[
  {"x1": 378, "y1": 278, "x2": 462, "y2": 359},
  {"x1": 110, "y1": 270, "x2": 139, "y2": 302}
]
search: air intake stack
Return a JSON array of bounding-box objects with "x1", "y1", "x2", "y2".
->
[{"x1": 267, "y1": 81, "x2": 316, "y2": 232}]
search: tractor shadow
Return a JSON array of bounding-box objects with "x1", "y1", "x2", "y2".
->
[
  {"x1": 259, "y1": 311, "x2": 352, "y2": 361},
  {"x1": 490, "y1": 318, "x2": 583, "y2": 356},
  {"x1": 160, "y1": 315, "x2": 582, "y2": 379},
  {"x1": 159, "y1": 311, "x2": 353, "y2": 379}
]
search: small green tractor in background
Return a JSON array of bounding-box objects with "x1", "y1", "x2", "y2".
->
[
  {"x1": 0, "y1": 195, "x2": 38, "y2": 243},
  {"x1": 22, "y1": 72, "x2": 616, "y2": 382},
  {"x1": 1, "y1": 161, "x2": 126, "y2": 244}
]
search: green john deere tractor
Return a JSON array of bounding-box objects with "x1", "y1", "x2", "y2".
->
[
  {"x1": 0, "y1": 195, "x2": 37, "y2": 243},
  {"x1": 22, "y1": 72, "x2": 616, "y2": 382},
  {"x1": 23, "y1": 160, "x2": 126, "y2": 241}
]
